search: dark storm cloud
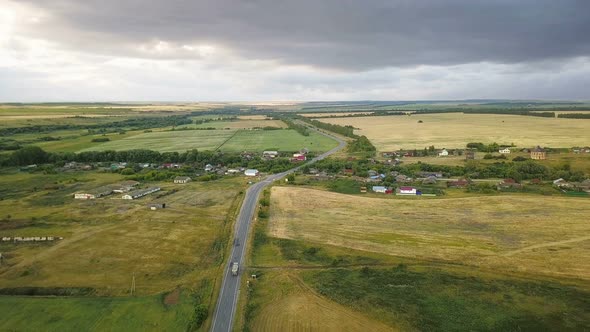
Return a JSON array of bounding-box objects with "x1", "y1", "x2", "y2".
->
[{"x1": 17, "y1": 0, "x2": 590, "y2": 70}]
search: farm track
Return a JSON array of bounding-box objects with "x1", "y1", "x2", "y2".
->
[{"x1": 503, "y1": 235, "x2": 590, "y2": 257}]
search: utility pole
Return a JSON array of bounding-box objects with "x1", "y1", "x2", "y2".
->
[{"x1": 130, "y1": 272, "x2": 136, "y2": 296}]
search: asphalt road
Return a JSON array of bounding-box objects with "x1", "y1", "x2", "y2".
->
[{"x1": 210, "y1": 128, "x2": 346, "y2": 332}]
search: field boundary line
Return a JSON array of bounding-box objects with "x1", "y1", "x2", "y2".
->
[{"x1": 214, "y1": 129, "x2": 240, "y2": 151}]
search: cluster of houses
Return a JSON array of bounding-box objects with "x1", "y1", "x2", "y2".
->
[
  {"x1": 2, "y1": 236, "x2": 63, "y2": 243},
  {"x1": 371, "y1": 185, "x2": 422, "y2": 196},
  {"x1": 74, "y1": 181, "x2": 162, "y2": 200},
  {"x1": 553, "y1": 178, "x2": 590, "y2": 192}
]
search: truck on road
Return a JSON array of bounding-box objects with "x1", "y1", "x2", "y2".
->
[{"x1": 231, "y1": 262, "x2": 239, "y2": 276}]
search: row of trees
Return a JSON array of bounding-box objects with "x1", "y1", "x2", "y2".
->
[
  {"x1": 557, "y1": 113, "x2": 590, "y2": 119},
  {"x1": 0, "y1": 115, "x2": 193, "y2": 137}
]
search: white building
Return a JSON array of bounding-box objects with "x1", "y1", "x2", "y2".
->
[
  {"x1": 174, "y1": 176, "x2": 191, "y2": 184},
  {"x1": 398, "y1": 186, "x2": 417, "y2": 195},
  {"x1": 244, "y1": 169, "x2": 259, "y2": 177},
  {"x1": 499, "y1": 148, "x2": 511, "y2": 154},
  {"x1": 438, "y1": 149, "x2": 449, "y2": 157},
  {"x1": 262, "y1": 151, "x2": 279, "y2": 158},
  {"x1": 122, "y1": 187, "x2": 161, "y2": 200}
]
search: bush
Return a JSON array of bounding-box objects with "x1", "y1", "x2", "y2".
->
[
  {"x1": 512, "y1": 156, "x2": 528, "y2": 162},
  {"x1": 91, "y1": 137, "x2": 110, "y2": 142}
]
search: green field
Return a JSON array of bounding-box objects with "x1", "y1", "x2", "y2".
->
[
  {"x1": 80, "y1": 129, "x2": 338, "y2": 153},
  {"x1": 0, "y1": 292, "x2": 193, "y2": 331}
]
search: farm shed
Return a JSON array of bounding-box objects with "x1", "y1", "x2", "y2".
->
[
  {"x1": 244, "y1": 169, "x2": 259, "y2": 177},
  {"x1": 499, "y1": 148, "x2": 511, "y2": 154},
  {"x1": 122, "y1": 187, "x2": 161, "y2": 200},
  {"x1": 174, "y1": 176, "x2": 192, "y2": 184},
  {"x1": 148, "y1": 203, "x2": 166, "y2": 210},
  {"x1": 74, "y1": 185, "x2": 114, "y2": 200}
]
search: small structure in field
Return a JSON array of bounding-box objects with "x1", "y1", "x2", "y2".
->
[
  {"x1": 148, "y1": 203, "x2": 166, "y2": 210},
  {"x1": 113, "y1": 180, "x2": 140, "y2": 193},
  {"x1": 122, "y1": 187, "x2": 161, "y2": 200},
  {"x1": 499, "y1": 148, "x2": 511, "y2": 154},
  {"x1": 244, "y1": 169, "x2": 259, "y2": 177},
  {"x1": 174, "y1": 176, "x2": 191, "y2": 184},
  {"x1": 74, "y1": 185, "x2": 114, "y2": 200},
  {"x1": 530, "y1": 146, "x2": 547, "y2": 160},
  {"x1": 438, "y1": 149, "x2": 449, "y2": 157},
  {"x1": 464, "y1": 150, "x2": 476, "y2": 160},
  {"x1": 360, "y1": 186, "x2": 367, "y2": 193}
]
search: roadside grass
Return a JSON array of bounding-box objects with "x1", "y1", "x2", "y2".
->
[
  {"x1": 317, "y1": 113, "x2": 590, "y2": 150},
  {"x1": 268, "y1": 187, "x2": 590, "y2": 280}
]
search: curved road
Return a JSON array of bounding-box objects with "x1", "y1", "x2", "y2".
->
[{"x1": 210, "y1": 128, "x2": 346, "y2": 332}]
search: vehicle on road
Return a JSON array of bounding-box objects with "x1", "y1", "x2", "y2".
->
[{"x1": 231, "y1": 262, "x2": 239, "y2": 276}]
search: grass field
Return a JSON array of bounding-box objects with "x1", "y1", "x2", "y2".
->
[
  {"x1": 268, "y1": 187, "x2": 590, "y2": 280},
  {"x1": 81, "y1": 129, "x2": 338, "y2": 153},
  {"x1": 0, "y1": 170, "x2": 246, "y2": 330},
  {"x1": 0, "y1": 172, "x2": 243, "y2": 295},
  {"x1": 317, "y1": 113, "x2": 590, "y2": 150},
  {"x1": 245, "y1": 270, "x2": 394, "y2": 332},
  {"x1": 0, "y1": 291, "x2": 194, "y2": 331}
]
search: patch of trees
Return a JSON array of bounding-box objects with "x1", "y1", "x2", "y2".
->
[
  {"x1": 91, "y1": 137, "x2": 110, "y2": 142},
  {"x1": 281, "y1": 118, "x2": 310, "y2": 136},
  {"x1": 0, "y1": 140, "x2": 22, "y2": 151},
  {"x1": 463, "y1": 109, "x2": 555, "y2": 117},
  {"x1": 347, "y1": 136, "x2": 376, "y2": 156},
  {"x1": 557, "y1": 113, "x2": 590, "y2": 119},
  {"x1": 297, "y1": 116, "x2": 356, "y2": 137}
]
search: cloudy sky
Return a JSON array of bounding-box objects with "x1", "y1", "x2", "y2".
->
[{"x1": 1, "y1": 0, "x2": 590, "y2": 102}]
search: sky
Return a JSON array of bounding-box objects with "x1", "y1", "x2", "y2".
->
[{"x1": 1, "y1": 0, "x2": 590, "y2": 102}]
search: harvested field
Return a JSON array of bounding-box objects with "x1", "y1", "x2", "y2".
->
[
  {"x1": 299, "y1": 112, "x2": 374, "y2": 118},
  {"x1": 317, "y1": 113, "x2": 590, "y2": 149},
  {"x1": 268, "y1": 187, "x2": 590, "y2": 279}
]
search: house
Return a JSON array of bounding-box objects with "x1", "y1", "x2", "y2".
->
[
  {"x1": 397, "y1": 186, "x2": 418, "y2": 195},
  {"x1": 226, "y1": 169, "x2": 241, "y2": 174},
  {"x1": 422, "y1": 176, "x2": 437, "y2": 185},
  {"x1": 395, "y1": 174, "x2": 411, "y2": 183},
  {"x1": 292, "y1": 153, "x2": 306, "y2": 162},
  {"x1": 360, "y1": 186, "x2": 367, "y2": 193},
  {"x1": 465, "y1": 150, "x2": 476, "y2": 160},
  {"x1": 122, "y1": 187, "x2": 161, "y2": 200},
  {"x1": 530, "y1": 146, "x2": 546, "y2": 160},
  {"x1": 530, "y1": 178, "x2": 542, "y2": 185},
  {"x1": 244, "y1": 169, "x2": 259, "y2": 177},
  {"x1": 148, "y1": 203, "x2": 166, "y2": 210},
  {"x1": 299, "y1": 148, "x2": 310, "y2": 154},
  {"x1": 438, "y1": 149, "x2": 449, "y2": 157},
  {"x1": 174, "y1": 176, "x2": 191, "y2": 184},
  {"x1": 262, "y1": 151, "x2": 279, "y2": 159},
  {"x1": 417, "y1": 171, "x2": 443, "y2": 178},
  {"x1": 447, "y1": 179, "x2": 470, "y2": 188},
  {"x1": 499, "y1": 148, "x2": 511, "y2": 154},
  {"x1": 204, "y1": 164, "x2": 214, "y2": 172},
  {"x1": 552, "y1": 178, "x2": 570, "y2": 188},
  {"x1": 372, "y1": 186, "x2": 387, "y2": 193},
  {"x1": 343, "y1": 168, "x2": 354, "y2": 175},
  {"x1": 382, "y1": 152, "x2": 397, "y2": 158},
  {"x1": 497, "y1": 178, "x2": 523, "y2": 190}
]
